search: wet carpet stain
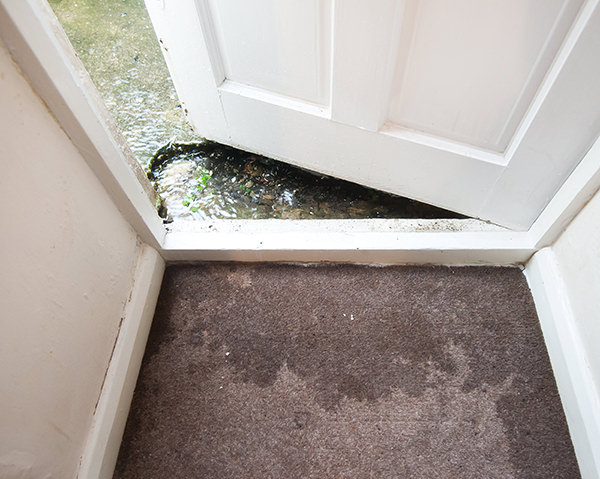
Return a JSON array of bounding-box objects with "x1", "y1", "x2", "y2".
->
[{"x1": 115, "y1": 263, "x2": 580, "y2": 478}]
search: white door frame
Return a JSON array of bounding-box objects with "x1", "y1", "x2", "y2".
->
[{"x1": 2, "y1": 0, "x2": 599, "y2": 265}]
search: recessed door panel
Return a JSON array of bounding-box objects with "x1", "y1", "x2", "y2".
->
[
  {"x1": 387, "y1": 0, "x2": 583, "y2": 152},
  {"x1": 207, "y1": 0, "x2": 331, "y2": 105}
]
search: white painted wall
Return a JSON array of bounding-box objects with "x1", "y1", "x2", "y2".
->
[
  {"x1": 552, "y1": 186, "x2": 600, "y2": 400},
  {"x1": 0, "y1": 42, "x2": 141, "y2": 478}
]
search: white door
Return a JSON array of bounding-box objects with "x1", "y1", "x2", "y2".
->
[{"x1": 145, "y1": 0, "x2": 600, "y2": 229}]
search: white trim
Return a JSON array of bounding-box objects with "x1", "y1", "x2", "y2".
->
[
  {"x1": 162, "y1": 226, "x2": 533, "y2": 265},
  {"x1": 162, "y1": 218, "x2": 532, "y2": 265},
  {"x1": 77, "y1": 245, "x2": 165, "y2": 479},
  {"x1": 528, "y1": 133, "x2": 600, "y2": 248},
  {"x1": 144, "y1": 0, "x2": 230, "y2": 141},
  {"x1": 503, "y1": 0, "x2": 599, "y2": 164},
  {"x1": 219, "y1": 80, "x2": 330, "y2": 118},
  {"x1": 524, "y1": 249, "x2": 600, "y2": 479},
  {"x1": 381, "y1": 123, "x2": 507, "y2": 166},
  {"x1": 0, "y1": 0, "x2": 166, "y2": 249},
  {"x1": 166, "y1": 218, "x2": 507, "y2": 234},
  {"x1": 330, "y1": 0, "x2": 403, "y2": 132},
  {"x1": 193, "y1": 0, "x2": 226, "y2": 85}
]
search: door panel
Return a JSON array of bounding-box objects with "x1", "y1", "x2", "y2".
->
[
  {"x1": 218, "y1": 90, "x2": 503, "y2": 215},
  {"x1": 208, "y1": 0, "x2": 332, "y2": 105},
  {"x1": 481, "y1": 3, "x2": 600, "y2": 226},
  {"x1": 145, "y1": 0, "x2": 600, "y2": 229},
  {"x1": 387, "y1": 0, "x2": 583, "y2": 152}
]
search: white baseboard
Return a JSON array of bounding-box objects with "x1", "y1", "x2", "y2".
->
[
  {"x1": 77, "y1": 244, "x2": 165, "y2": 479},
  {"x1": 525, "y1": 249, "x2": 600, "y2": 479}
]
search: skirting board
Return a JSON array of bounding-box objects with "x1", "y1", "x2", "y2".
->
[
  {"x1": 525, "y1": 249, "x2": 600, "y2": 479},
  {"x1": 77, "y1": 244, "x2": 165, "y2": 479}
]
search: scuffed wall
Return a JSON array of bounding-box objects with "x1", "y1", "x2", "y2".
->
[{"x1": 0, "y1": 42, "x2": 140, "y2": 478}]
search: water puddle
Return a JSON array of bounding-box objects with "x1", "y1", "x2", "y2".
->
[
  {"x1": 49, "y1": 0, "x2": 465, "y2": 222},
  {"x1": 149, "y1": 142, "x2": 463, "y2": 222}
]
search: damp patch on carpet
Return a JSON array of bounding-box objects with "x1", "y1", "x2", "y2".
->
[{"x1": 114, "y1": 263, "x2": 580, "y2": 479}]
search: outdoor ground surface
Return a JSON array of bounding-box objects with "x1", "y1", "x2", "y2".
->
[
  {"x1": 115, "y1": 263, "x2": 579, "y2": 479},
  {"x1": 50, "y1": 2, "x2": 468, "y2": 223}
]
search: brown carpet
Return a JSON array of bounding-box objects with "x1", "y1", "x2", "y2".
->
[{"x1": 114, "y1": 263, "x2": 580, "y2": 479}]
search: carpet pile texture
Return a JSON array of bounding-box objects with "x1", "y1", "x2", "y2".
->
[{"x1": 114, "y1": 263, "x2": 579, "y2": 478}]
